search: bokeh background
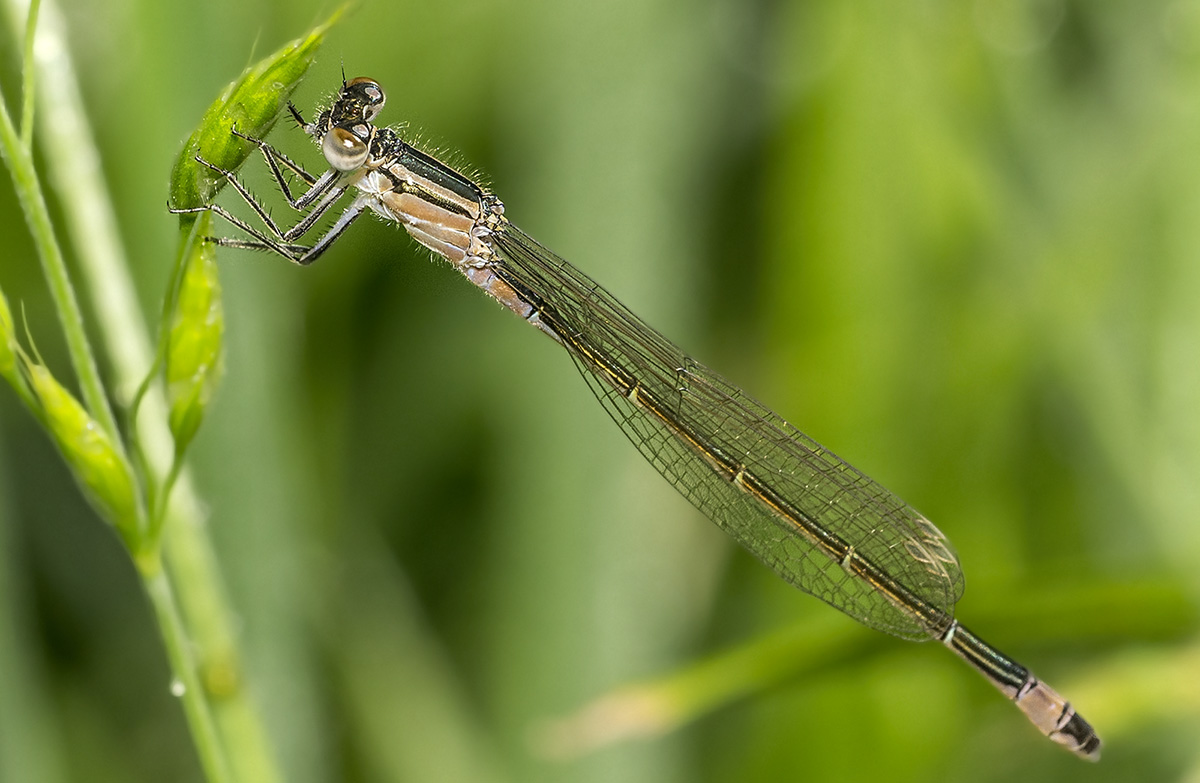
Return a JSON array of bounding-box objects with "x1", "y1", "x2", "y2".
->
[{"x1": 2, "y1": 0, "x2": 1199, "y2": 781}]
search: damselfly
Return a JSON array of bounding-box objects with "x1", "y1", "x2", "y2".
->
[{"x1": 172, "y1": 75, "x2": 1101, "y2": 760}]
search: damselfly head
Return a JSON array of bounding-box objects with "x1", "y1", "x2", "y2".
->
[
  {"x1": 316, "y1": 77, "x2": 386, "y2": 172},
  {"x1": 335, "y1": 77, "x2": 387, "y2": 125}
]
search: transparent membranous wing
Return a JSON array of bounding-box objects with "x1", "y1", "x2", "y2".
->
[{"x1": 494, "y1": 226, "x2": 964, "y2": 641}]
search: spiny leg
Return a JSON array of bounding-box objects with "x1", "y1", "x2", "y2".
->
[
  {"x1": 287, "y1": 102, "x2": 306, "y2": 128},
  {"x1": 215, "y1": 238, "x2": 312, "y2": 255},
  {"x1": 187, "y1": 156, "x2": 347, "y2": 242},
  {"x1": 260, "y1": 198, "x2": 367, "y2": 265},
  {"x1": 169, "y1": 202, "x2": 311, "y2": 260},
  {"x1": 230, "y1": 127, "x2": 330, "y2": 208},
  {"x1": 170, "y1": 197, "x2": 367, "y2": 266},
  {"x1": 169, "y1": 121, "x2": 364, "y2": 265}
]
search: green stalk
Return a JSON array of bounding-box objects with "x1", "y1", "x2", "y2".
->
[
  {"x1": 18, "y1": 0, "x2": 38, "y2": 149},
  {"x1": 0, "y1": 68, "x2": 121, "y2": 448},
  {"x1": 142, "y1": 561, "x2": 231, "y2": 783}
]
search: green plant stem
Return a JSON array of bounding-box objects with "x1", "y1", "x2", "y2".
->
[
  {"x1": 136, "y1": 214, "x2": 195, "y2": 548},
  {"x1": 19, "y1": 0, "x2": 39, "y2": 149},
  {"x1": 5, "y1": 0, "x2": 158, "y2": 410},
  {"x1": 142, "y1": 561, "x2": 231, "y2": 783},
  {"x1": 0, "y1": 84, "x2": 120, "y2": 447},
  {"x1": 0, "y1": 67, "x2": 241, "y2": 780},
  {"x1": 2, "y1": 1, "x2": 282, "y2": 780},
  {"x1": 159, "y1": 489, "x2": 280, "y2": 783}
]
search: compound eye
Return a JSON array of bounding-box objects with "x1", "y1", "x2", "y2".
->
[
  {"x1": 347, "y1": 76, "x2": 386, "y2": 120},
  {"x1": 362, "y1": 83, "x2": 386, "y2": 120},
  {"x1": 323, "y1": 126, "x2": 369, "y2": 171}
]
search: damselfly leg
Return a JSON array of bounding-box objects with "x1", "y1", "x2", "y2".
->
[{"x1": 169, "y1": 130, "x2": 363, "y2": 265}]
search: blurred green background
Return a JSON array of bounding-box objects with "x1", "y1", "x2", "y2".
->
[{"x1": 2, "y1": 0, "x2": 1198, "y2": 781}]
